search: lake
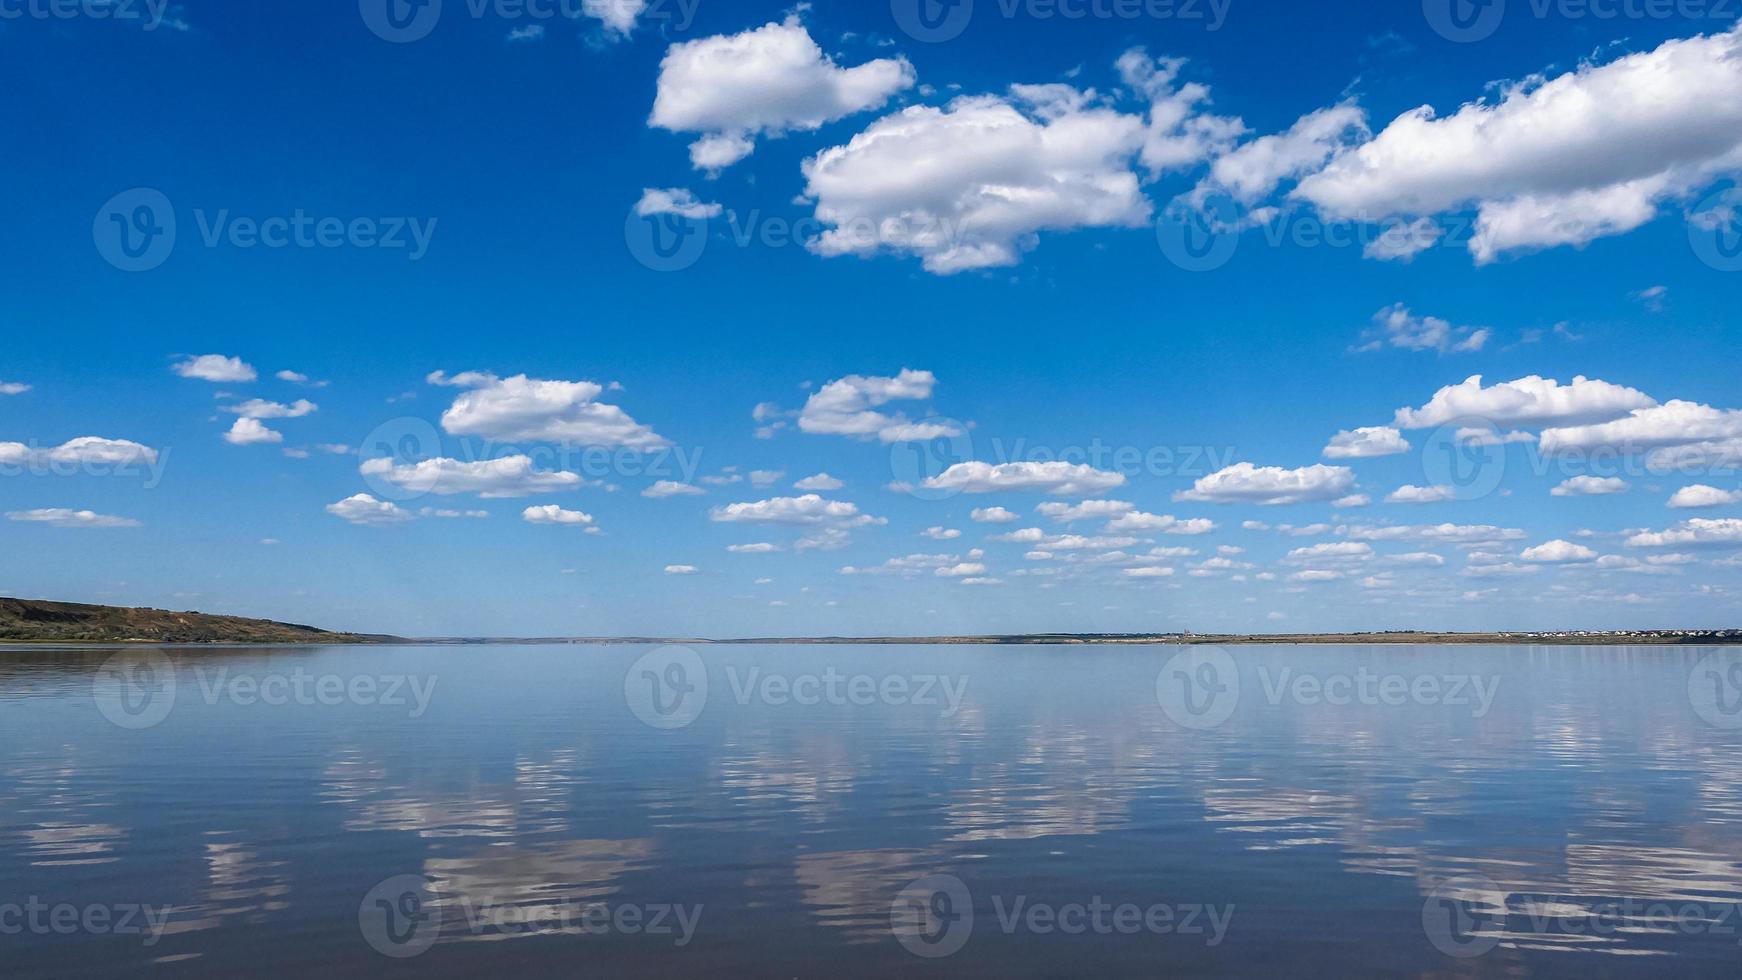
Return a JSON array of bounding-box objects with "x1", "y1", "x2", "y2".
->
[{"x1": 2, "y1": 643, "x2": 1740, "y2": 977}]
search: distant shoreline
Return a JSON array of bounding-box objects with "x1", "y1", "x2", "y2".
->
[{"x1": 4, "y1": 597, "x2": 1738, "y2": 647}]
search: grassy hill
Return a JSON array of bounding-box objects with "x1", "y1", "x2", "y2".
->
[{"x1": 0, "y1": 597, "x2": 396, "y2": 644}]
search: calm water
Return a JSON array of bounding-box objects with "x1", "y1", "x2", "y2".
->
[{"x1": 3, "y1": 643, "x2": 1741, "y2": 977}]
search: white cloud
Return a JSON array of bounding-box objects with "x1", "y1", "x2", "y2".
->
[
  {"x1": 1539, "y1": 400, "x2": 1742, "y2": 455},
  {"x1": 649, "y1": 17, "x2": 915, "y2": 171},
  {"x1": 1668, "y1": 484, "x2": 1742, "y2": 509},
  {"x1": 172, "y1": 354, "x2": 255, "y2": 382},
  {"x1": 523, "y1": 505, "x2": 596, "y2": 527},
  {"x1": 1626, "y1": 517, "x2": 1742, "y2": 548},
  {"x1": 1175, "y1": 462, "x2": 1355, "y2": 505},
  {"x1": 727, "y1": 542, "x2": 782, "y2": 553},
  {"x1": 6, "y1": 508, "x2": 140, "y2": 529},
  {"x1": 360, "y1": 456, "x2": 585, "y2": 498},
  {"x1": 224, "y1": 398, "x2": 317, "y2": 419},
  {"x1": 971, "y1": 506, "x2": 1021, "y2": 523},
  {"x1": 1342, "y1": 523, "x2": 1526, "y2": 544},
  {"x1": 0, "y1": 437, "x2": 158, "y2": 467},
  {"x1": 664, "y1": 564, "x2": 699, "y2": 575},
  {"x1": 506, "y1": 23, "x2": 544, "y2": 42},
  {"x1": 1393, "y1": 375, "x2": 1655, "y2": 429},
  {"x1": 922, "y1": 526, "x2": 962, "y2": 540},
  {"x1": 925, "y1": 461, "x2": 1125, "y2": 496},
  {"x1": 1357, "y1": 304, "x2": 1489, "y2": 355},
  {"x1": 1197, "y1": 103, "x2": 1366, "y2": 205},
  {"x1": 431, "y1": 371, "x2": 668, "y2": 448},
  {"x1": 1386, "y1": 484, "x2": 1455, "y2": 504},
  {"x1": 634, "y1": 187, "x2": 722, "y2": 219},
  {"x1": 801, "y1": 61, "x2": 1171, "y2": 273},
  {"x1": 1286, "y1": 541, "x2": 1374, "y2": 564},
  {"x1": 1382, "y1": 551, "x2": 1445, "y2": 566},
  {"x1": 750, "y1": 469, "x2": 785, "y2": 488},
  {"x1": 709, "y1": 494, "x2": 883, "y2": 527},
  {"x1": 1551, "y1": 476, "x2": 1630, "y2": 497},
  {"x1": 223, "y1": 418, "x2": 282, "y2": 445},
  {"x1": 1116, "y1": 48, "x2": 1247, "y2": 175},
  {"x1": 326, "y1": 494, "x2": 412, "y2": 526},
  {"x1": 796, "y1": 369, "x2": 957, "y2": 443},
  {"x1": 1520, "y1": 540, "x2": 1599, "y2": 563},
  {"x1": 1294, "y1": 23, "x2": 1742, "y2": 262},
  {"x1": 1333, "y1": 494, "x2": 1371, "y2": 508},
  {"x1": 419, "y1": 508, "x2": 488, "y2": 519},
  {"x1": 1289, "y1": 569, "x2": 1343, "y2": 582},
  {"x1": 643, "y1": 480, "x2": 704, "y2": 498},
  {"x1": 1323, "y1": 425, "x2": 1409, "y2": 459},
  {"x1": 1124, "y1": 566, "x2": 1176, "y2": 578},
  {"x1": 936, "y1": 562, "x2": 987, "y2": 578},
  {"x1": 793, "y1": 472, "x2": 845, "y2": 491},
  {"x1": 1, "y1": 381, "x2": 33, "y2": 395},
  {"x1": 1104, "y1": 512, "x2": 1216, "y2": 535},
  {"x1": 581, "y1": 0, "x2": 646, "y2": 37}
]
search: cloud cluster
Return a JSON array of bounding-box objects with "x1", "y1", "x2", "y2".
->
[
  {"x1": 650, "y1": 17, "x2": 915, "y2": 171},
  {"x1": 431, "y1": 371, "x2": 668, "y2": 448},
  {"x1": 797, "y1": 369, "x2": 955, "y2": 443},
  {"x1": 1175, "y1": 462, "x2": 1355, "y2": 505}
]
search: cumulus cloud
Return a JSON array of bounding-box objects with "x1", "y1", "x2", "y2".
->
[
  {"x1": 0, "y1": 437, "x2": 158, "y2": 467},
  {"x1": 728, "y1": 542, "x2": 782, "y2": 553},
  {"x1": 793, "y1": 472, "x2": 845, "y2": 491},
  {"x1": 6, "y1": 508, "x2": 140, "y2": 529},
  {"x1": 360, "y1": 455, "x2": 585, "y2": 498},
  {"x1": 1386, "y1": 484, "x2": 1455, "y2": 504},
  {"x1": 326, "y1": 494, "x2": 413, "y2": 526},
  {"x1": 224, "y1": 398, "x2": 317, "y2": 419},
  {"x1": 1342, "y1": 523, "x2": 1526, "y2": 544},
  {"x1": 796, "y1": 369, "x2": 957, "y2": 443},
  {"x1": 1175, "y1": 462, "x2": 1355, "y2": 505},
  {"x1": 523, "y1": 504, "x2": 596, "y2": 527},
  {"x1": 1286, "y1": 541, "x2": 1374, "y2": 564},
  {"x1": 921, "y1": 526, "x2": 961, "y2": 540},
  {"x1": 1294, "y1": 23, "x2": 1742, "y2": 262},
  {"x1": 634, "y1": 187, "x2": 723, "y2": 219},
  {"x1": 643, "y1": 480, "x2": 704, "y2": 498},
  {"x1": 1626, "y1": 517, "x2": 1742, "y2": 548},
  {"x1": 172, "y1": 354, "x2": 256, "y2": 382},
  {"x1": 924, "y1": 461, "x2": 1125, "y2": 496},
  {"x1": 1520, "y1": 539, "x2": 1599, "y2": 563},
  {"x1": 649, "y1": 17, "x2": 915, "y2": 171},
  {"x1": 1668, "y1": 484, "x2": 1742, "y2": 509},
  {"x1": 971, "y1": 506, "x2": 1021, "y2": 523},
  {"x1": 1115, "y1": 48, "x2": 1246, "y2": 175},
  {"x1": 1538, "y1": 400, "x2": 1742, "y2": 455},
  {"x1": 709, "y1": 494, "x2": 883, "y2": 527},
  {"x1": 1, "y1": 381, "x2": 32, "y2": 395},
  {"x1": 1357, "y1": 304, "x2": 1489, "y2": 354},
  {"x1": 582, "y1": 0, "x2": 647, "y2": 37},
  {"x1": 801, "y1": 56, "x2": 1186, "y2": 274},
  {"x1": 1551, "y1": 476, "x2": 1630, "y2": 497},
  {"x1": 223, "y1": 418, "x2": 282, "y2": 445},
  {"x1": 1393, "y1": 375, "x2": 1655, "y2": 430},
  {"x1": 1196, "y1": 102, "x2": 1366, "y2": 205},
  {"x1": 664, "y1": 564, "x2": 699, "y2": 575},
  {"x1": 1323, "y1": 426, "x2": 1409, "y2": 459},
  {"x1": 430, "y1": 371, "x2": 668, "y2": 448}
]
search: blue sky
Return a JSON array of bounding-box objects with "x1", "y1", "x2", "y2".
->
[{"x1": 2, "y1": 0, "x2": 1740, "y2": 636}]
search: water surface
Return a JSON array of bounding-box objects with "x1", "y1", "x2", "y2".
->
[{"x1": 2, "y1": 643, "x2": 1740, "y2": 977}]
